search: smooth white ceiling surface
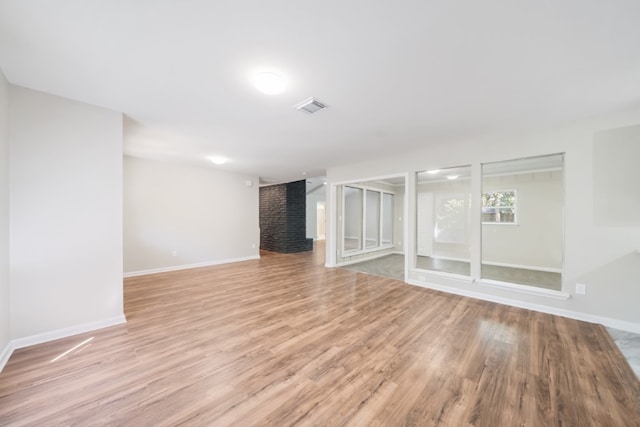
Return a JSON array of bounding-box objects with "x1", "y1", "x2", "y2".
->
[{"x1": 1, "y1": 1, "x2": 639, "y2": 183}]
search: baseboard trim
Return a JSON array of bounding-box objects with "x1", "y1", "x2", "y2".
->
[
  {"x1": 422, "y1": 255, "x2": 469, "y2": 263},
  {"x1": 124, "y1": 255, "x2": 260, "y2": 278},
  {"x1": 0, "y1": 340, "x2": 14, "y2": 373},
  {"x1": 1, "y1": 314, "x2": 127, "y2": 373},
  {"x1": 406, "y1": 279, "x2": 640, "y2": 334},
  {"x1": 482, "y1": 261, "x2": 562, "y2": 274},
  {"x1": 11, "y1": 315, "x2": 127, "y2": 351},
  {"x1": 418, "y1": 255, "x2": 562, "y2": 274},
  {"x1": 335, "y1": 251, "x2": 394, "y2": 267}
]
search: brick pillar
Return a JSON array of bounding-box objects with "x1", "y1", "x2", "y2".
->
[{"x1": 259, "y1": 180, "x2": 313, "y2": 253}]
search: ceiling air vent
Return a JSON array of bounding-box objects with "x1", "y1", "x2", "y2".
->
[{"x1": 295, "y1": 97, "x2": 327, "y2": 114}]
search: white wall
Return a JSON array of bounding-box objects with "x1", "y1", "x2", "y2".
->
[
  {"x1": 9, "y1": 86, "x2": 124, "y2": 340},
  {"x1": 306, "y1": 191, "x2": 325, "y2": 240},
  {"x1": 327, "y1": 108, "x2": 640, "y2": 329},
  {"x1": 123, "y1": 156, "x2": 259, "y2": 274},
  {"x1": 0, "y1": 70, "x2": 10, "y2": 360}
]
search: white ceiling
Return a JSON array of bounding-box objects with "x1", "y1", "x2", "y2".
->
[{"x1": 1, "y1": 1, "x2": 639, "y2": 184}]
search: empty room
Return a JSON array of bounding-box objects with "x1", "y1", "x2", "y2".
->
[{"x1": 1, "y1": 1, "x2": 639, "y2": 425}]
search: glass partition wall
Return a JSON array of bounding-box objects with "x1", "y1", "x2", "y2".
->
[
  {"x1": 415, "y1": 154, "x2": 564, "y2": 291},
  {"x1": 481, "y1": 154, "x2": 564, "y2": 290},
  {"x1": 416, "y1": 166, "x2": 472, "y2": 275}
]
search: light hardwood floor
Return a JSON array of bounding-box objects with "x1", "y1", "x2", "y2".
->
[{"x1": 1, "y1": 246, "x2": 639, "y2": 426}]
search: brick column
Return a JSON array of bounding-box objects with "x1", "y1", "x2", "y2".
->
[{"x1": 259, "y1": 180, "x2": 313, "y2": 253}]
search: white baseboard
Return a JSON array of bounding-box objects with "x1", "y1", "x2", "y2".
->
[
  {"x1": 123, "y1": 255, "x2": 260, "y2": 278},
  {"x1": 418, "y1": 255, "x2": 562, "y2": 274},
  {"x1": 0, "y1": 340, "x2": 14, "y2": 373},
  {"x1": 0, "y1": 314, "x2": 127, "y2": 373},
  {"x1": 407, "y1": 279, "x2": 640, "y2": 334},
  {"x1": 11, "y1": 315, "x2": 127, "y2": 350},
  {"x1": 482, "y1": 261, "x2": 562, "y2": 274},
  {"x1": 335, "y1": 251, "x2": 394, "y2": 267},
  {"x1": 423, "y1": 255, "x2": 469, "y2": 263}
]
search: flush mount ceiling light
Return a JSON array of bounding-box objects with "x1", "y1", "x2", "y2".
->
[
  {"x1": 295, "y1": 97, "x2": 327, "y2": 114},
  {"x1": 253, "y1": 71, "x2": 286, "y2": 95},
  {"x1": 209, "y1": 156, "x2": 228, "y2": 165},
  {"x1": 427, "y1": 170, "x2": 440, "y2": 175},
  {"x1": 446, "y1": 174, "x2": 459, "y2": 180}
]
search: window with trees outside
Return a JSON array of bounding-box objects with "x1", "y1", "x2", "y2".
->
[{"x1": 482, "y1": 190, "x2": 516, "y2": 224}]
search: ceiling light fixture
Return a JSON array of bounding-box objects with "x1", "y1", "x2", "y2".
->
[
  {"x1": 446, "y1": 174, "x2": 459, "y2": 180},
  {"x1": 427, "y1": 170, "x2": 440, "y2": 175},
  {"x1": 209, "y1": 156, "x2": 228, "y2": 165},
  {"x1": 253, "y1": 71, "x2": 286, "y2": 95}
]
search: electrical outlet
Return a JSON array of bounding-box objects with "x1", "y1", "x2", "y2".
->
[
  {"x1": 251, "y1": 243, "x2": 256, "y2": 249},
  {"x1": 575, "y1": 283, "x2": 587, "y2": 295},
  {"x1": 172, "y1": 250, "x2": 177, "y2": 257}
]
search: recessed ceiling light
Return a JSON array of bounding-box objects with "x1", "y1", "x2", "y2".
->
[
  {"x1": 427, "y1": 170, "x2": 440, "y2": 175},
  {"x1": 253, "y1": 71, "x2": 286, "y2": 95},
  {"x1": 209, "y1": 156, "x2": 228, "y2": 165},
  {"x1": 446, "y1": 174, "x2": 459, "y2": 180}
]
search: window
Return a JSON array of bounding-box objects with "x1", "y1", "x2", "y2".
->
[
  {"x1": 482, "y1": 190, "x2": 516, "y2": 224},
  {"x1": 365, "y1": 190, "x2": 381, "y2": 248},
  {"x1": 343, "y1": 187, "x2": 363, "y2": 251},
  {"x1": 342, "y1": 185, "x2": 394, "y2": 254}
]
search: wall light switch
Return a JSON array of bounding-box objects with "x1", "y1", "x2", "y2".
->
[{"x1": 575, "y1": 283, "x2": 587, "y2": 295}]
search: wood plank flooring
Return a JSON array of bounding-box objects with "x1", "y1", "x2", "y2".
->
[{"x1": 1, "y1": 246, "x2": 639, "y2": 426}]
